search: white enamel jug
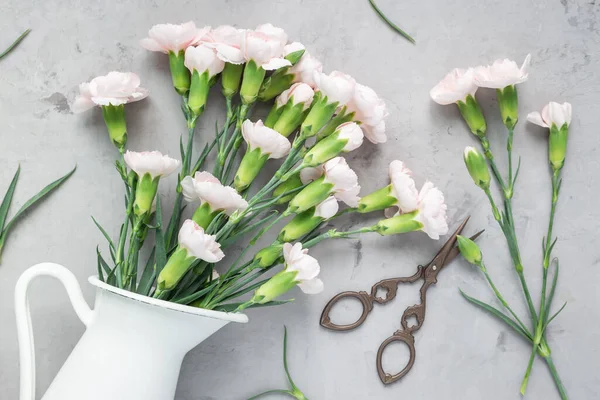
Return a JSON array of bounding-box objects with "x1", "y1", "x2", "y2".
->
[{"x1": 15, "y1": 263, "x2": 248, "y2": 400}]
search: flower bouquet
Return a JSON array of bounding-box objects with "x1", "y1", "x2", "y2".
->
[{"x1": 73, "y1": 21, "x2": 449, "y2": 313}]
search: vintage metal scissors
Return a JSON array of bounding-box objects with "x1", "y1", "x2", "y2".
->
[{"x1": 320, "y1": 217, "x2": 483, "y2": 385}]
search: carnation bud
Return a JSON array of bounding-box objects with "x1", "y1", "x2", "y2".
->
[
  {"x1": 456, "y1": 235, "x2": 482, "y2": 265},
  {"x1": 548, "y1": 124, "x2": 568, "y2": 171},
  {"x1": 357, "y1": 185, "x2": 396, "y2": 213},
  {"x1": 156, "y1": 246, "x2": 195, "y2": 292},
  {"x1": 101, "y1": 105, "x2": 128, "y2": 151},
  {"x1": 133, "y1": 173, "x2": 160, "y2": 217},
  {"x1": 273, "y1": 173, "x2": 303, "y2": 204},
  {"x1": 374, "y1": 211, "x2": 423, "y2": 236},
  {"x1": 234, "y1": 148, "x2": 269, "y2": 191},
  {"x1": 463, "y1": 147, "x2": 490, "y2": 190},
  {"x1": 168, "y1": 50, "x2": 191, "y2": 95},
  {"x1": 254, "y1": 243, "x2": 284, "y2": 268},
  {"x1": 300, "y1": 92, "x2": 338, "y2": 138},
  {"x1": 191, "y1": 202, "x2": 220, "y2": 229},
  {"x1": 456, "y1": 94, "x2": 487, "y2": 138},
  {"x1": 496, "y1": 85, "x2": 519, "y2": 130},
  {"x1": 221, "y1": 63, "x2": 244, "y2": 98},
  {"x1": 240, "y1": 60, "x2": 266, "y2": 104},
  {"x1": 287, "y1": 176, "x2": 334, "y2": 214},
  {"x1": 303, "y1": 122, "x2": 363, "y2": 167},
  {"x1": 188, "y1": 71, "x2": 211, "y2": 116},
  {"x1": 251, "y1": 269, "x2": 298, "y2": 304}
]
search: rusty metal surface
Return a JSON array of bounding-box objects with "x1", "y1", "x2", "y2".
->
[{"x1": 320, "y1": 218, "x2": 483, "y2": 385}]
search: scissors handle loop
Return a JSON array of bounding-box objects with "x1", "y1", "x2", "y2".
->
[
  {"x1": 320, "y1": 291, "x2": 373, "y2": 331},
  {"x1": 376, "y1": 330, "x2": 416, "y2": 385}
]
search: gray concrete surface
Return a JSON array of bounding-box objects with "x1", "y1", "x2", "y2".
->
[{"x1": 1, "y1": 0, "x2": 599, "y2": 399}]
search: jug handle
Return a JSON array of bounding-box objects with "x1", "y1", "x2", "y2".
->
[{"x1": 15, "y1": 263, "x2": 93, "y2": 400}]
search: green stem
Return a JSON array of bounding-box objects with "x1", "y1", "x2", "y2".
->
[
  {"x1": 219, "y1": 104, "x2": 251, "y2": 182},
  {"x1": 213, "y1": 97, "x2": 235, "y2": 178},
  {"x1": 479, "y1": 262, "x2": 530, "y2": 334},
  {"x1": 543, "y1": 354, "x2": 569, "y2": 400},
  {"x1": 522, "y1": 170, "x2": 562, "y2": 393},
  {"x1": 480, "y1": 139, "x2": 537, "y2": 324},
  {"x1": 506, "y1": 128, "x2": 514, "y2": 198},
  {"x1": 247, "y1": 389, "x2": 295, "y2": 400},
  {"x1": 480, "y1": 137, "x2": 506, "y2": 190}
]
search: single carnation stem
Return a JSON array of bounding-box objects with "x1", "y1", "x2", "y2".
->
[
  {"x1": 478, "y1": 261, "x2": 530, "y2": 334},
  {"x1": 478, "y1": 136, "x2": 537, "y2": 324},
  {"x1": 506, "y1": 127, "x2": 515, "y2": 197},
  {"x1": 522, "y1": 169, "x2": 562, "y2": 394},
  {"x1": 247, "y1": 389, "x2": 296, "y2": 400}
]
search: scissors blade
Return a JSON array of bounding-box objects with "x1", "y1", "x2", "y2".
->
[
  {"x1": 429, "y1": 217, "x2": 471, "y2": 268},
  {"x1": 442, "y1": 229, "x2": 485, "y2": 267}
]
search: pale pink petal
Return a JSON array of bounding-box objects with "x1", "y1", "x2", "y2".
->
[{"x1": 262, "y1": 57, "x2": 292, "y2": 71}]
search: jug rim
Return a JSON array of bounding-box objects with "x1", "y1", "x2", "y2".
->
[{"x1": 88, "y1": 276, "x2": 249, "y2": 323}]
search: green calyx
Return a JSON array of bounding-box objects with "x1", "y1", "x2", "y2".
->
[
  {"x1": 156, "y1": 246, "x2": 196, "y2": 292},
  {"x1": 234, "y1": 147, "x2": 270, "y2": 191},
  {"x1": 240, "y1": 60, "x2": 266, "y2": 105},
  {"x1": 274, "y1": 102, "x2": 309, "y2": 137},
  {"x1": 456, "y1": 235, "x2": 483, "y2": 265},
  {"x1": 256, "y1": 50, "x2": 303, "y2": 102},
  {"x1": 265, "y1": 103, "x2": 285, "y2": 128},
  {"x1": 273, "y1": 173, "x2": 303, "y2": 204},
  {"x1": 374, "y1": 211, "x2": 423, "y2": 236},
  {"x1": 548, "y1": 123, "x2": 568, "y2": 171},
  {"x1": 287, "y1": 176, "x2": 334, "y2": 214},
  {"x1": 303, "y1": 130, "x2": 347, "y2": 167},
  {"x1": 101, "y1": 104, "x2": 127, "y2": 151},
  {"x1": 357, "y1": 185, "x2": 397, "y2": 213},
  {"x1": 278, "y1": 208, "x2": 322, "y2": 242},
  {"x1": 463, "y1": 148, "x2": 491, "y2": 190},
  {"x1": 133, "y1": 173, "x2": 159, "y2": 217},
  {"x1": 192, "y1": 202, "x2": 220, "y2": 229},
  {"x1": 316, "y1": 108, "x2": 354, "y2": 141},
  {"x1": 258, "y1": 70, "x2": 294, "y2": 102},
  {"x1": 168, "y1": 50, "x2": 191, "y2": 95},
  {"x1": 285, "y1": 49, "x2": 305, "y2": 65},
  {"x1": 254, "y1": 242, "x2": 284, "y2": 268},
  {"x1": 300, "y1": 92, "x2": 338, "y2": 138},
  {"x1": 251, "y1": 269, "x2": 298, "y2": 304},
  {"x1": 188, "y1": 70, "x2": 211, "y2": 116},
  {"x1": 221, "y1": 62, "x2": 244, "y2": 98},
  {"x1": 456, "y1": 95, "x2": 487, "y2": 138},
  {"x1": 496, "y1": 85, "x2": 519, "y2": 130}
]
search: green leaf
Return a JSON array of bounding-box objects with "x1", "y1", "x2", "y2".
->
[
  {"x1": 96, "y1": 247, "x2": 105, "y2": 282},
  {"x1": 368, "y1": 0, "x2": 415, "y2": 44},
  {"x1": 96, "y1": 246, "x2": 116, "y2": 285},
  {"x1": 173, "y1": 280, "x2": 220, "y2": 305},
  {"x1": 512, "y1": 156, "x2": 522, "y2": 186},
  {"x1": 137, "y1": 248, "x2": 156, "y2": 296},
  {"x1": 459, "y1": 288, "x2": 533, "y2": 342},
  {"x1": 0, "y1": 29, "x2": 31, "y2": 60},
  {"x1": 544, "y1": 302, "x2": 567, "y2": 331},
  {"x1": 91, "y1": 216, "x2": 116, "y2": 254},
  {"x1": 154, "y1": 197, "x2": 168, "y2": 277},
  {"x1": 0, "y1": 166, "x2": 20, "y2": 233},
  {"x1": 2, "y1": 166, "x2": 76, "y2": 236},
  {"x1": 217, "y1": 278, "x2": 270, "y2": 304},
  {"x1": 544, "y1": 259, "x2": 560, "y2": 323},
  {"x1": 165, "y1": 194, "x2": 183, "y2": 249},
  {"x1": 282, "y1": 326, "x2": 297, "y2": 390},
  {"x1": 213, "y1": 299, "x2": 292, "y2": 312}
]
